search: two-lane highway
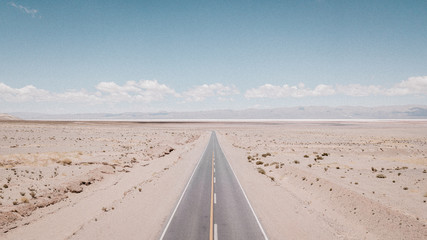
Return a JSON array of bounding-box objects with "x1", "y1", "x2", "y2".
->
[{"x1": 160, "y1": 132, "x2": 268, "y2": 240}]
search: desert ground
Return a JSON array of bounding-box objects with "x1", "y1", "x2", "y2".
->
[{"x1": 0, "y1": 120, "x2": 426, "y2": 239}]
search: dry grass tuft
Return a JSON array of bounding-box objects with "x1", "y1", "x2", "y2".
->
[
  {"x1": 61, "y1": 158, "x2": 72, "y2": 165},
  {"x1": 257, "y1": 167, "x2": 266, "y2": 175}
]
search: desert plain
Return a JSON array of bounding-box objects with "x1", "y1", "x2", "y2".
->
[{"x1": 0, "y1": 119, "x2": 426, "y2": 239}]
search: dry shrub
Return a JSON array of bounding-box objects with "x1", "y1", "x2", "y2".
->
[{"x1": 61, "y1": 158, "x2": 72, "y2": 165}]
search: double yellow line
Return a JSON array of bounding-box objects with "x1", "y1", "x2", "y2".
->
[{"x1": 209, "y1": 151, "x2": 215, "y2": 240}]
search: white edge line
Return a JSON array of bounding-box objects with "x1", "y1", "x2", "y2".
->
[
  {"x1": 214, "y1": 223, "x2": 218, "y2": 240},
  {"x1": 215, "y1": 132, "x2": 269, "y2": 240},
  {"x1": 159, "y1": 133, "x2": 213, "y2": 240}
]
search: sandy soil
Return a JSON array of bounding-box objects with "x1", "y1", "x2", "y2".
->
[
  {"x1": 216, "y1": 121, "x2": 427, "y2": 240},
  {"x1": 1, "y1": 120, "x2": 426, "y2": 239},
  {"x1": 0, "y1": 121, "x2": 210, "y2": 239}
]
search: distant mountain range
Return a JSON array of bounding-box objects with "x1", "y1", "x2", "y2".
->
[{"x1": 7, "y1": 105, "x2": 427, "y2": 120}]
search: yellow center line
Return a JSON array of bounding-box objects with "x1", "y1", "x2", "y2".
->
[{"x1": 209, "y1": 151, "x2": 214, "y2": 240}]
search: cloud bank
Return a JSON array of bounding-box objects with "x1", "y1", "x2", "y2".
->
[
  {"x1": 0, "y1": 80, "x2": 237, "y2": 104},
  {"x1": 183, "y1": 83, "x2": 239, "y2": 102},
  {"x1": 245, "y1": 83, "x2": 335, "y2": 98},
  {"x1": 245, "y1": 76, "x2": 427, "y2": 99},
  {"x1": 95, "y1": 80, "x2": 178, "y2": 103},
  {"x1": 1, "y1": 77, "x2": 426, "y2": 109}
]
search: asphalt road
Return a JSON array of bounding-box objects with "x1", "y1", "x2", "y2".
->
[{"x1": 160, "y1": 132, "x2": 268, "y2": 240}]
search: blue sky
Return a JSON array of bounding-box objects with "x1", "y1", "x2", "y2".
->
[{"x1": 1, "y1": 0, "x2": 426, "y2": 113}]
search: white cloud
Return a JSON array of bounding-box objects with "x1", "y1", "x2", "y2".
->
[
  {"x1": 96, "y1": 82, "x2": 132, "y2": 94},
  {"x1": 245, "y1": 76, "x2": 427, "y2": 99},
  {"x1": 1, "y1": 76, "x2": 426, "y2": 111},
  {"x1": 0, "y1": 80, "x2": 178, "y2": 104},
  {"x1": 0, "y1": 83, "x2": 51, "y2": 102},
  {"x1": 336, "y1": 84, "x2": 383, "y2": 96},
  {"x1": 183, "y1": 83, "x2": 239, "y2": 102},
  {"x1": 312, "y1": 84, "x2": 336, "y2": 96},
  {"x1": 245, "y1": 83, "x2": 335, "y2": 98},
  {"x1": 95, "y1": 80, "x2": 178, "y2": 103},
  {"x1": 56, "y1": 90, "x2": 103, "y2": 104},
  {"x1": 0, "y1": 81, "x2": 239, "y2": 106},
  {"x1": 8, "y1": 2, "x2": 40, "y2": 18},
  {"x1": 386, "y1": 76, "x2": 427, "y2": 96}
]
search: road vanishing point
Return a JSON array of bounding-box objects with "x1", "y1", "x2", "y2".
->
[{"x1": 160, "y1": 132, "x2": 268, "y2": 240}]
